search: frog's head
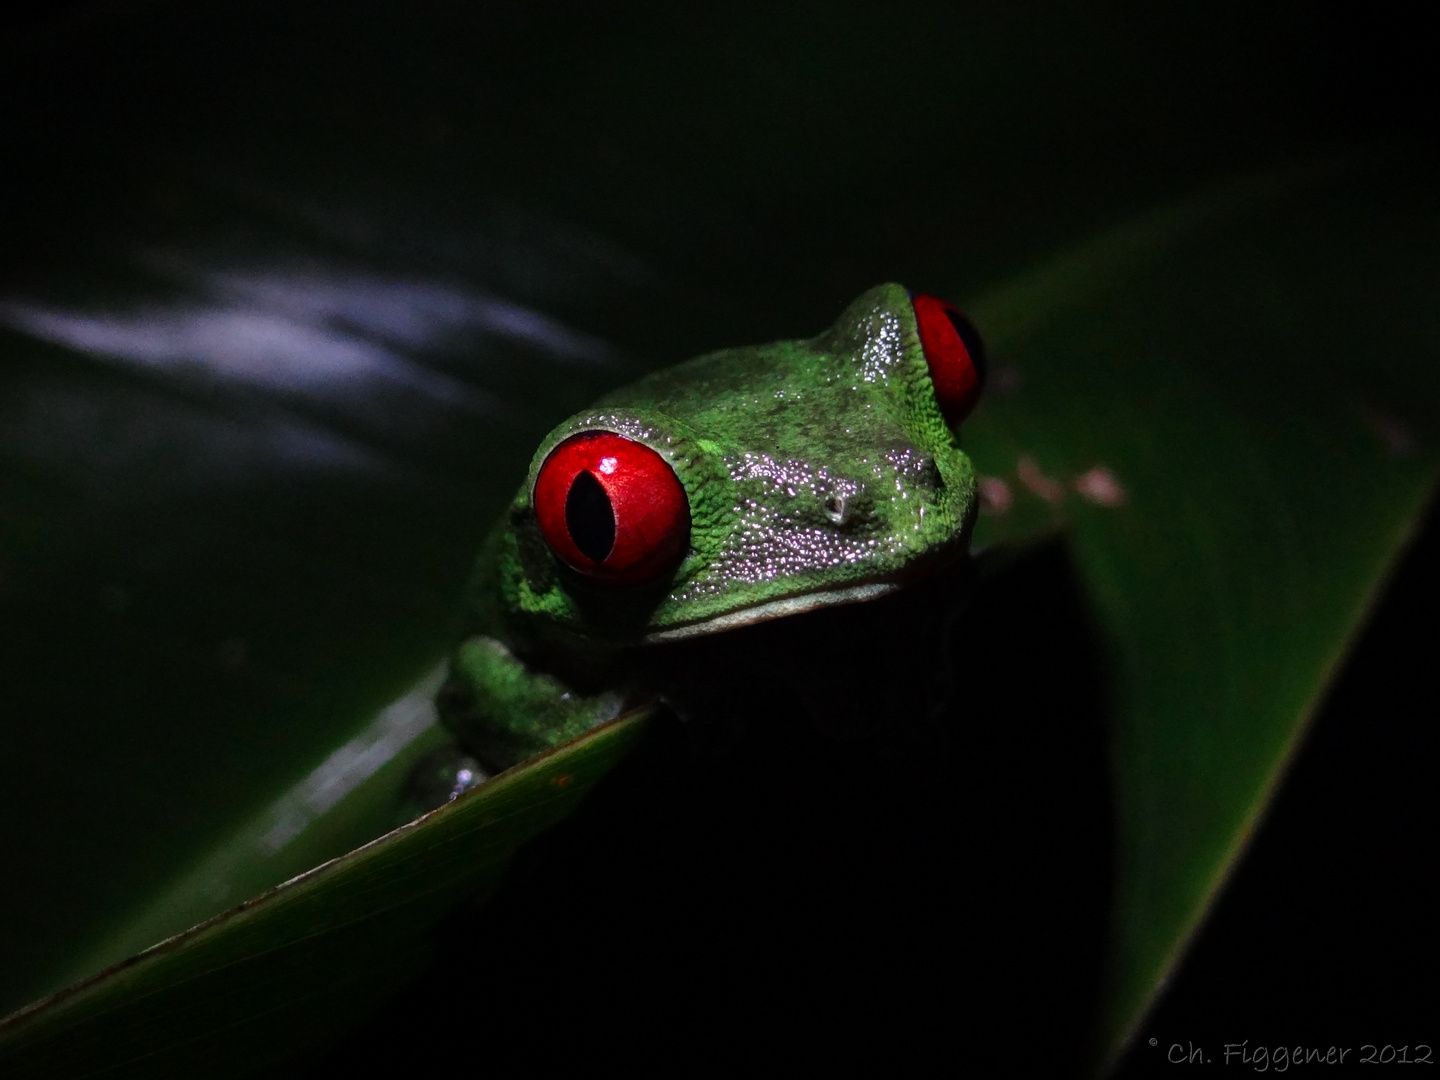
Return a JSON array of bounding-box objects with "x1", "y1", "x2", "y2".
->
[{"x1": 497, "y1": 283, "x2": 986, "y2": 644}]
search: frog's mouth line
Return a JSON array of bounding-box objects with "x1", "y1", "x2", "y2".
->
[{"x1": 639, "y1": 582, "x2": 902, "y2": 643}]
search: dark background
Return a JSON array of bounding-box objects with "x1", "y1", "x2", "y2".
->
[{"x1": 314, "y1": 521, "x2": 1435, "y2": 1076}]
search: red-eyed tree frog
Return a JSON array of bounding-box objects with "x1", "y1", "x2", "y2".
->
[{"x1": 414, "y1": 283, "x2": 986, "y2": 804}]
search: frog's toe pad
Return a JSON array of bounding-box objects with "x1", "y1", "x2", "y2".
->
[{"x1": 400, "y1": 746, "x2": 490, "y2": 820}]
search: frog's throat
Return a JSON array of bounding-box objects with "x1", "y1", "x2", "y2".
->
[{"x1": 638, "y1": 582, "x2": 902, "y2": 643}]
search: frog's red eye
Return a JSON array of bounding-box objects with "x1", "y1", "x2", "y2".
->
[
  {"x1": 533, "y1": 431, "x2": 690, "y2": 585},
  {"x1": 913, "y1": 293, "x2": 987, "y2": 425}
]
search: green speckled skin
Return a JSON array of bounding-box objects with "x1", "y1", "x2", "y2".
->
[{"x1": 443, "y1": 284, "x2": 979, "y2": 770}]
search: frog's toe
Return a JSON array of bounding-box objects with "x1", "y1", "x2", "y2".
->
[{"x1": 398, "y1": 745, "x2": 490, "y2": 823}]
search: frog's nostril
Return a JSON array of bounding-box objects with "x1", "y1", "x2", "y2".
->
[{"x1": 565, "y1": 470, "x2": 616, "y2": 563}]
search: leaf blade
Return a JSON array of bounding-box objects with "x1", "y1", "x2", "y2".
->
[
  {"x1": 0, "y1": 707, "x2": 654, "y2": 1077},
  {"x1": 962, "y1": 157, "x2": 1440, "y2": 1067}
]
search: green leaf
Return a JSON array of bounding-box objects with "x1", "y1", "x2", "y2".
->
[
  {"x1": 961, "y1": 157, "x2": 1440, "y2": 1065},
  {"x1": 54, "y1": 666, "x2": 457, "y2": 986},
  {"x1": 0, "y1": 709, "x2": 652, "y2": 1077}
]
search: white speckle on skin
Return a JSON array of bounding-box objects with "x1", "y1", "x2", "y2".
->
[{"x1": 671, "y1": 448, "x2": 925, "y2": 600}]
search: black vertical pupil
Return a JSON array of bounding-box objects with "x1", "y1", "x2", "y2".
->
[
  {"x1": 943, "y1": 308, "x2": 988, "y2": 387},
  {"x1": 565, "y1": 470, "x2": 616, "y2": 564}
]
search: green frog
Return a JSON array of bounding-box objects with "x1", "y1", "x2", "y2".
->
[{"x1": 417, "y1": 283, "x2": 987, "y2": 802}]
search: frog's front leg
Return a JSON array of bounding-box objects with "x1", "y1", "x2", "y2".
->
[{"x1": 438, "y1": 635, "x2": 629, "y2": 775}]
